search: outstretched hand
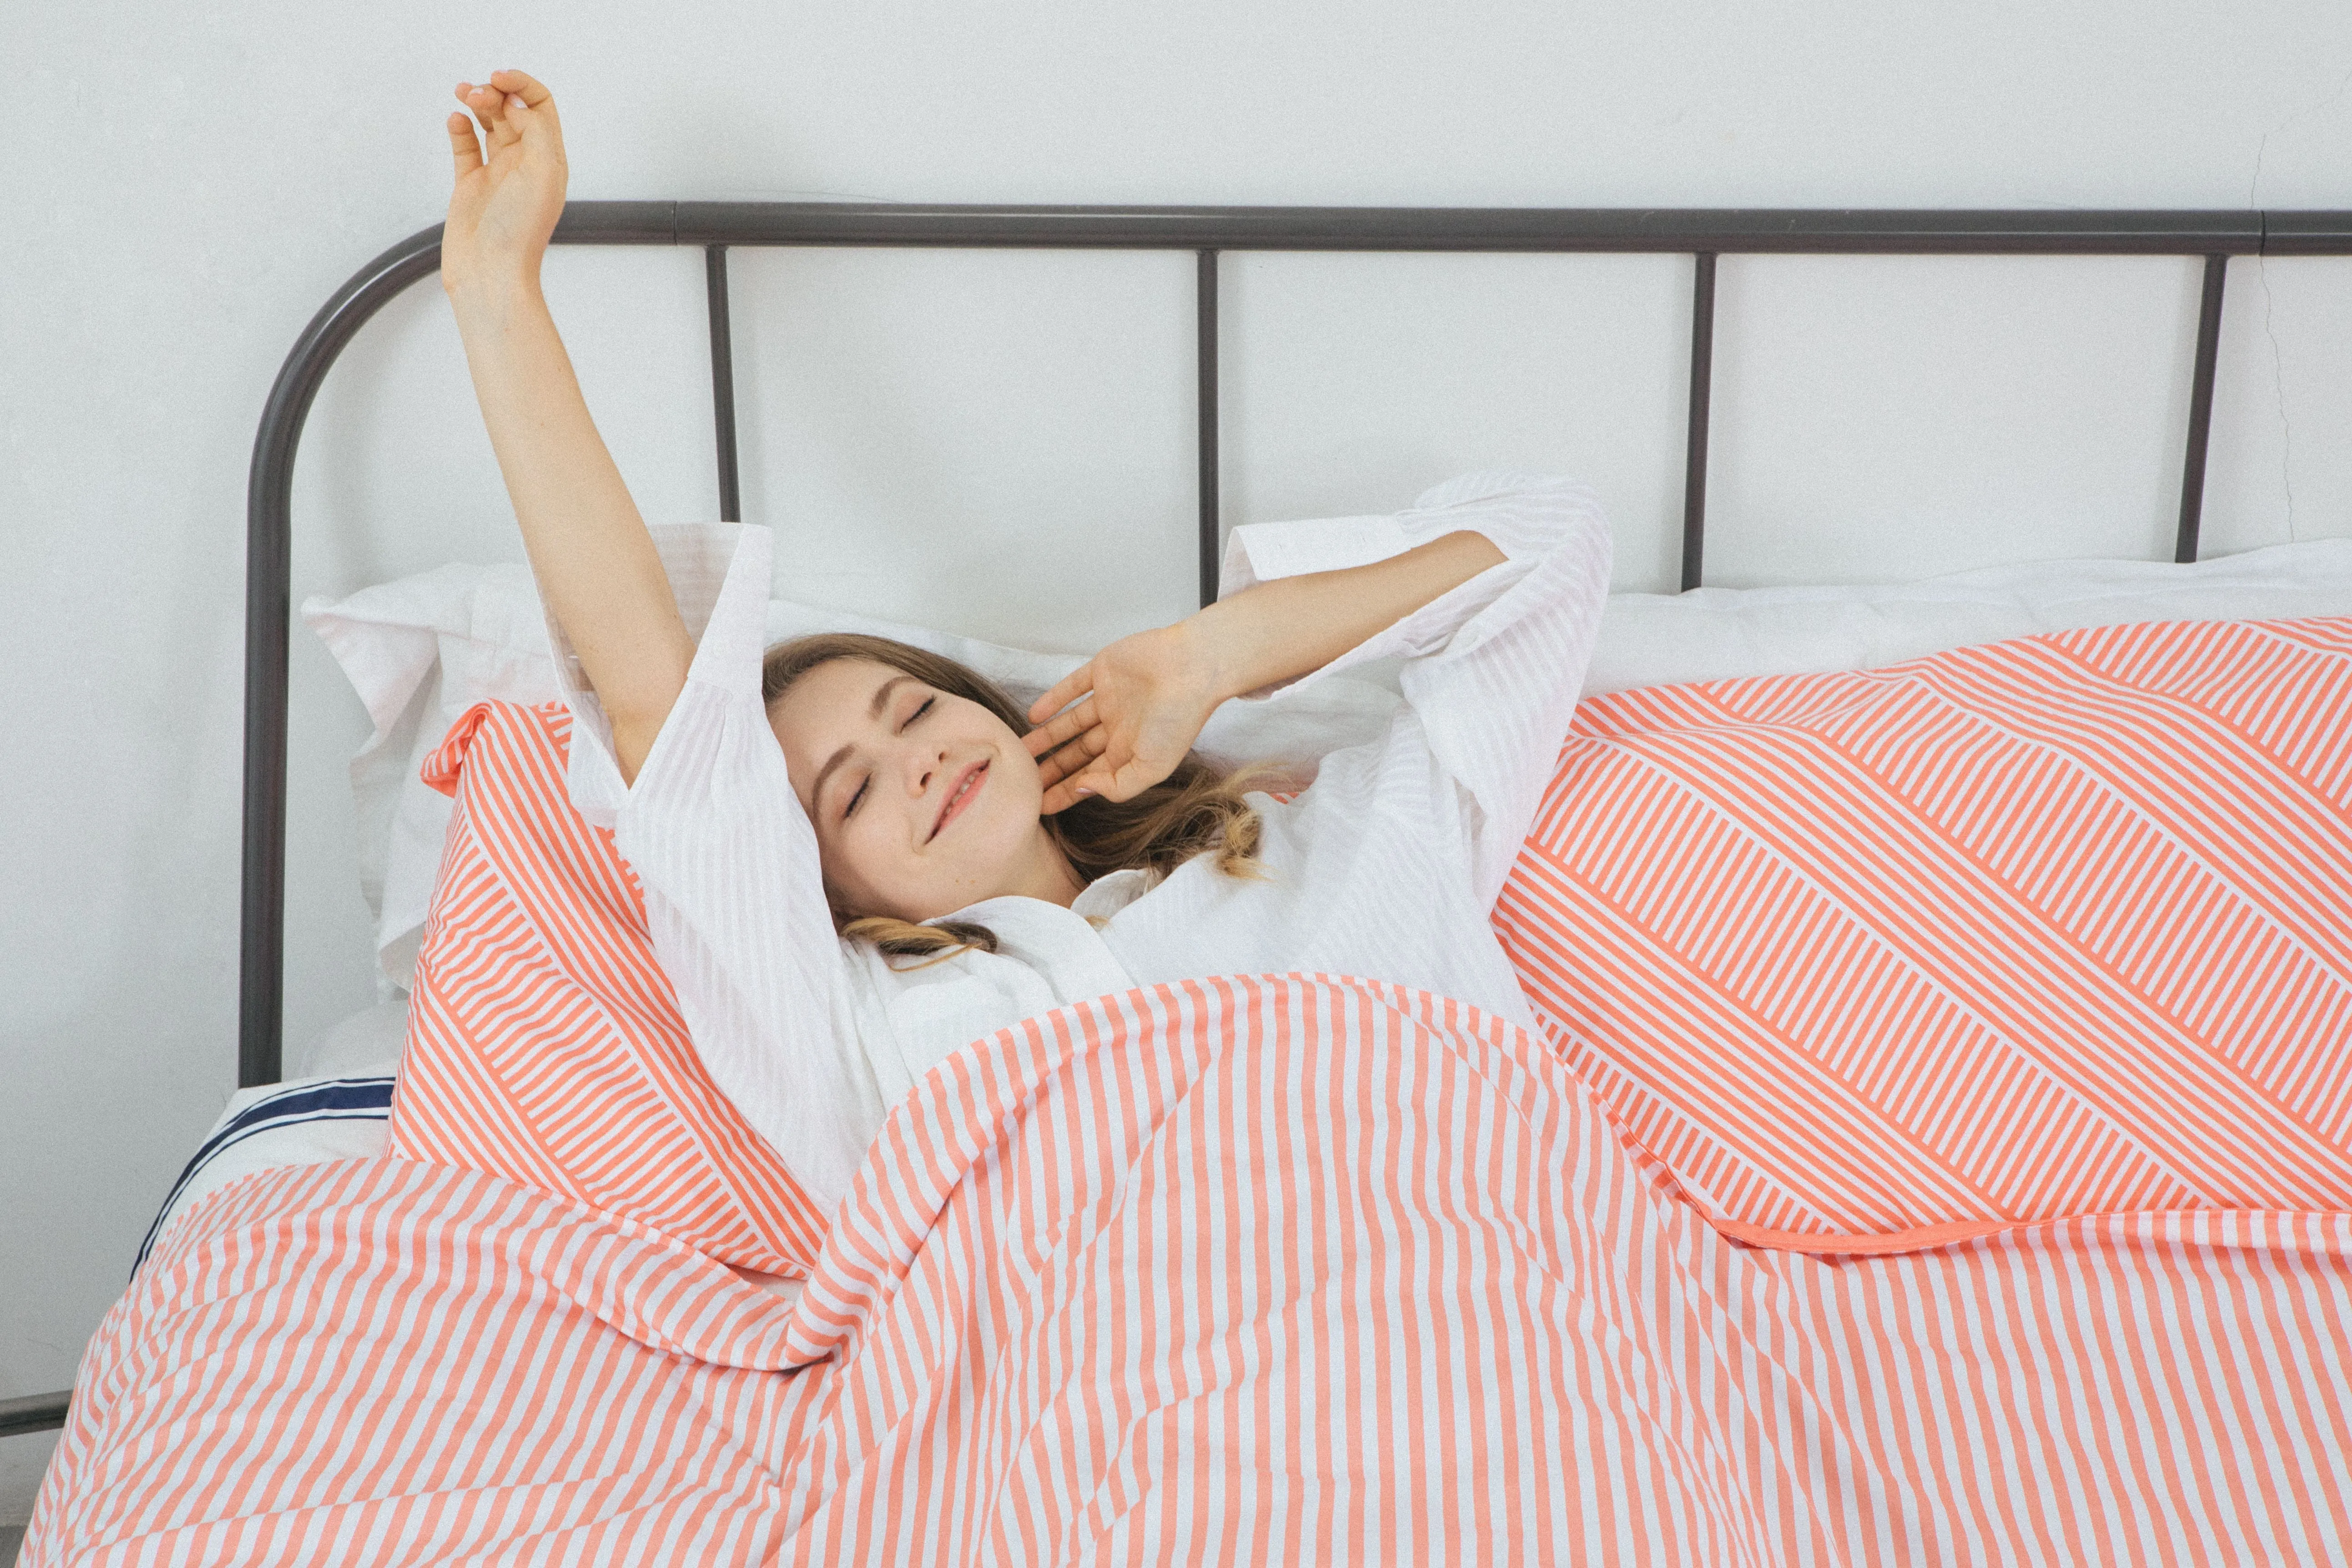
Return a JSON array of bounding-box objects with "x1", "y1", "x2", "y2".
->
[
  {"x1": 1024, "y1": 624, "x2": 1225, "y2": 814},
  {"x1": 442, "y1": 68, "x2": 568, "y2": 297}
]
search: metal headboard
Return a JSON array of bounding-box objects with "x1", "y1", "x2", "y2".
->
[
  {"x1": 233, "y1": 202, "x2": 2352, "y2": 1096},
  {"x1": 0, "y1": 202, "x2": 2339, "y2": 1447}
]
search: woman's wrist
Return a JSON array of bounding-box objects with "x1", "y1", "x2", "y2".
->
[
  {"x1": 443, "y1": 267, "x2": 547, "y2": 329},
  {"x1": 1173, "y1": 596, "x2": 1288, "y2": 705},
  {"x1": 1135, "y1": 617, "x2": 1226, "y2": 713}
]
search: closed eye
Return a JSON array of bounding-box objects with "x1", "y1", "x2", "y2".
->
[{"x1": 843, "y1": 698, "x2": 933, "y2": 820}]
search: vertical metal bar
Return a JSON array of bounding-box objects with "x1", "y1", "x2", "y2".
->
[
  {"x1": 706, "y1": 244, "x2": 742, "y2": 523},
  {"x1": 2175, "y1": 253, "x2": 2228, "y2": 564},
  {"x1": 1197, "y1": 249, "x2": 1221, "y2": 609},
  {"x1": 1681, "y1": 252, "x2": 1718, "y2": 592},
  {"x1": 239, "y1": 452, "x2": 289, "y2": 1090}
]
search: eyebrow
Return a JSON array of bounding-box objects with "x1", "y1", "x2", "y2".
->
[
  {"x1": 808, "y1": 675, "x2": 921, "y2": 818},
  {"x1": 868, "y1": 674, "x2": 917, "y2": 719}
]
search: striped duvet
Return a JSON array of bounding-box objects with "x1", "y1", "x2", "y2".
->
[
  {"x1": 29, "y1": 614, "x2": 2352, "y2": 1563},
  {"x1": 31, "y1": 974, "x2": 2352, "y2": 1563}
]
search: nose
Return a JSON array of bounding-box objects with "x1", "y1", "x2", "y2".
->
[{"x1": 907, "y1": 739, "x2": 946, "y2": 797}]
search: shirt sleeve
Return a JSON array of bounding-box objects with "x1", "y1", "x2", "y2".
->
[
  {"x1": 544, "y1": 522, "x2": 887, "y2": 1214},
  {"x1": 1217, "y1": 472, "x2": 1614, "y2": 911}
]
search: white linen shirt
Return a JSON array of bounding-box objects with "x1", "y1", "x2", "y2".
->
[{"x1": 549, "y1": 472, "x2": 1613, "y2": 1212}]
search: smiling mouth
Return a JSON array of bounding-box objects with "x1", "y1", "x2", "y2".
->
[{"x1": 929, "y1": 761, "x2": 988, "y2": 842}]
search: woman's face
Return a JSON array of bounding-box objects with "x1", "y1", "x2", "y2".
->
[{"x1": 769, "y1": 658, "x2": 1064, "y2": 923}]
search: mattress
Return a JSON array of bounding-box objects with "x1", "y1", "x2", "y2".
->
[{"x1": 138, "y1": 1000, "x2": 407, "y2": 1260}]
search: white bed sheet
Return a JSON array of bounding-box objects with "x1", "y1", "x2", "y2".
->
[{"x1": 140, "y1": 1062, "x2": 398, "y2": 1268}]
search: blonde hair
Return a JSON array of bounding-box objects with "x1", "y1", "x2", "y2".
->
[{"x1": 761, "y1": 632, "x2": 1274, "y2": 964}]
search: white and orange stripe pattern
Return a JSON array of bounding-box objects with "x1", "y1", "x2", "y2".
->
[
  {"x1": 30, "y1": 974, "x2": 2352, "y2": 1563},
  {"x1": 388, "y1": 698, "x2": 830, "y2": 1276},
  {"x1": 1497, "y1": 614, "x2": 2352, "y2": 1251}
]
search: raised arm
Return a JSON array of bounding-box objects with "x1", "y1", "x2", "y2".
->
[
  {"x1": 442, "y1": 70, "x2": 693, "y2": 782},
  {"x1": 1024, "y1": 529, "x2": 1505, "y2": 812}
]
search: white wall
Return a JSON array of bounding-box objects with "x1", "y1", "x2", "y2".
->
[{"x1": 8, "y1": 0, "x2": 2352, "y2": 1523}]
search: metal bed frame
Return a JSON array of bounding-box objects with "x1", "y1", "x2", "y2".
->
[{"x1": 10, "y1": 200, "x2": 2352, "y2": 1444}]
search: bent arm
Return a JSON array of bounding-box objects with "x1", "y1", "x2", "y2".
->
[
  {"x1": 1207, "y1": 473, "x2": 1616, "y2": 909},
  {"x1": 1182, "y1": 529, "x2": 1507, "y2": 704},
  {"x1": 1024, "y1": 527, "x2": 1509, "y2": 811},
  {"x1": 449, "y1": 278, "x2": 694, "y2": 782}
]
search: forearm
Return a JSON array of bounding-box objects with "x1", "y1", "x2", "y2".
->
[
  {"x1": 1182, "y1": 529, "x2": 1506, "y2": 702},
  {"x1": 448, "y1": 277, "x2": 694, "y2": 769}
]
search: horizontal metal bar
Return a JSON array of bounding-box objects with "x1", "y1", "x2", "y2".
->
[
  {"x1": 547, "y1": 199, "x2": 679, "y2": 244},
  {"x1": 629, "y1": 202, "x2": 2281, "y2": 254},
  {"x1": 1, "y1": 1389, "x2": 69, "y2": 1438},
  {"x1": 2259, "y1": 210, "x2": 2352, "y2": 255}
]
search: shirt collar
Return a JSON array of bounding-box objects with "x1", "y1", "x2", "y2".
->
[
  {"x1": 931, "y1": 865, "x2": 1156, "y2": 934},
  {"x1": 1070, "y1": 867, "x2": 1155, "y2": 922}
]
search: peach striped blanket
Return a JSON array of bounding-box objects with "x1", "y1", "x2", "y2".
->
[{"x1": 29, "y1": 974, "x2": 2352, "y2": 1563}]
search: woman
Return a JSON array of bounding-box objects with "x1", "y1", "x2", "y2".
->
[{"x1": 443, "y1": 71, "x2": 1614, "y2": 1207}]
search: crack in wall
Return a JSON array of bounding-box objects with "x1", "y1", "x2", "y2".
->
[
  {"x1": 2252, "y1": 138, "x2": 2299, "y2": 543},
  {"x1": 2255, "y1": 252, "x2": 2297, "y2": 542},
  {"x1": 2246, "y1": 62, "x2": 2352, "y2": 545}
]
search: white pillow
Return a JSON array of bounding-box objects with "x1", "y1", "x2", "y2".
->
[
  {"x1": 304, "y1": 533, "x2": 2352, "y2": 996},
  {"x1": 1586, "y1": 539, "x2": 2352, "y2": 697}
]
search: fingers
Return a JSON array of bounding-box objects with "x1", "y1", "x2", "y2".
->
[
  {"x1": 453, "y1": 75, "x2": 536, "y2": 155},
  {"x1": 1105, "y1": 754, "x2": 1163, "y2": 797},
  {"x1": 1041, "y1": 743, "x2": 1166, "y2": 813},
  {"x1": 471, "y1": 84, "x2": 522, "y2": 152},
  {"x1": 1036, "y1": 728, "x2": 1120, "y2": 814},
  {"x1": 489, "y1": 67, "x2": 557, "y2": 116},
  {"x1": 451, "y1": 83, "x2": 503, "y2": 155},
  {"x1": 1034, "y1": 726, "x2": 1108, "y2": 789},
  {"x1": 1022, "y1": 698, "x2": 1097, "y2": 757},
  {"x1": 1039, "y1": 774, "x2": 1100, "y2": 815},
  {"x1": 1049, "y1": 761, "x2": 1119, "y2": 818},
  {"x1": 490, "y1": 69, "x2": 564, "y2": 148},
  {"x1": 1029, "y1": 664, "x2": 1094, "y2": 726},
  {"x1": 446, "y1": 110, "x2": 482, "y2": 180}
]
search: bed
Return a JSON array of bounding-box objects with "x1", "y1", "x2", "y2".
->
[{"x1": 15, "y1": 202, "x2": 2352, "y2": 1563}]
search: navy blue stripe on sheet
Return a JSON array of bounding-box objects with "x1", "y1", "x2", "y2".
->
[{"x1": 134, "y1": 1077, "x2": 397, "y2": 1276}]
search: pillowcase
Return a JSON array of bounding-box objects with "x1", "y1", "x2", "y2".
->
[
  {"x1": 306, "y1": 531, "x2": 2352, "y2": 995},
  {"x1": 387, "y1": 698, "x2": 829, "y2": 1275},
  {"x1": 1586, "y1": 537, "x2": 2352, "y2": 698},
  {"x1": 1493, "y1": 613, "x2": 2352, "y2": 1250},
  {"x1": 289, "y1": 998, "x2": 411, "y2": 1081}
]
